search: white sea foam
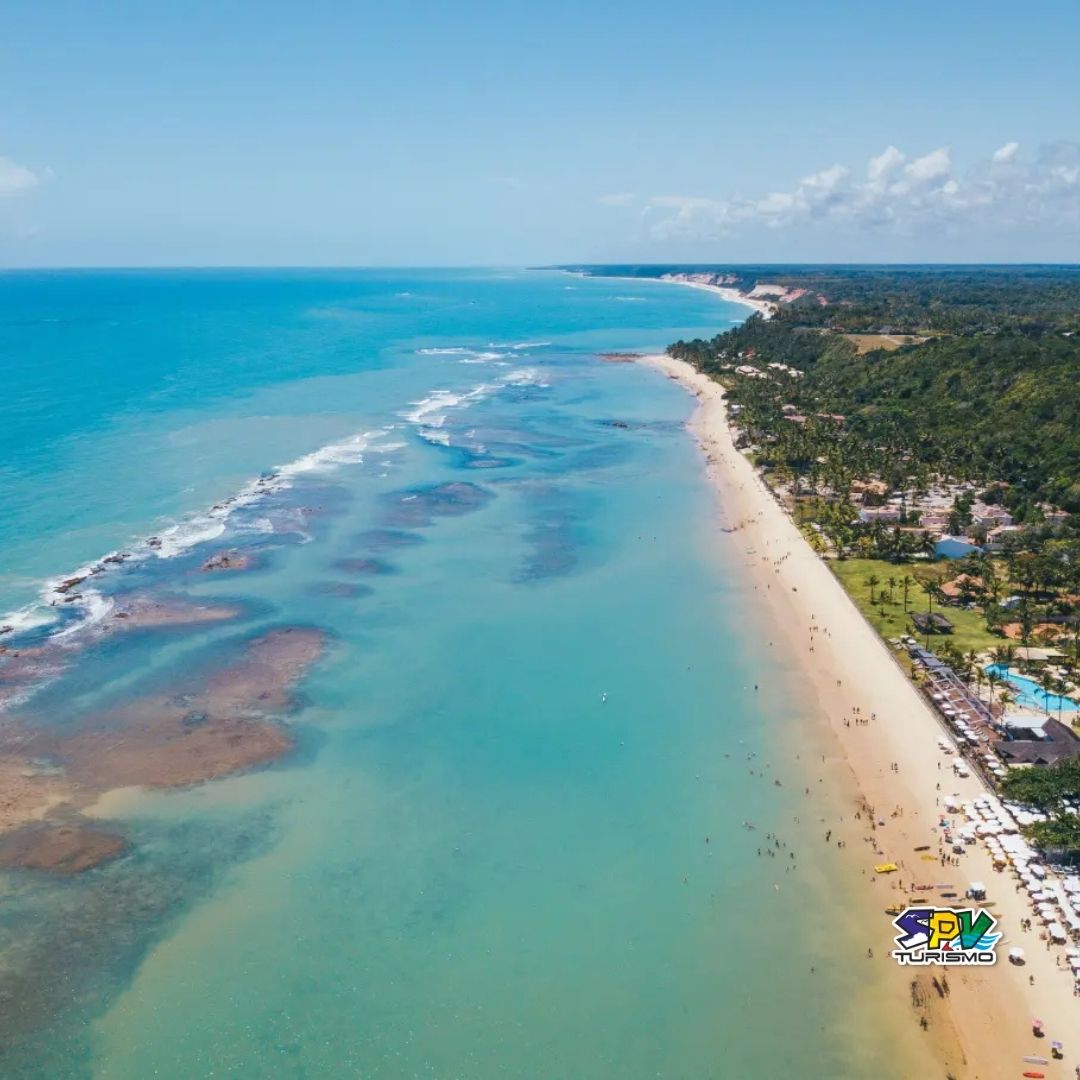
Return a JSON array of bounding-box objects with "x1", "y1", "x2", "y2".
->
[
  {"x1": 276, "y1": 430, "x2": 381, "y2": 481},
  {"x1": 236, "y1": 516, "x2": 276, "y2": 535},
  {"x1": 419, "y1": 428, "x2": 451, "y2": 446},
  {"x1": 0, "y1": 423, "x2": 400, "y2": 650},
  {"x1": 500, "y1": 367, "x2": 550, "y2": 388},
  {"x1": 153, "y1": 517, "x2": 229, "y2": 559},
  {"x1": 0, "y1": 605, "x2": 57, "y2": 634},
  {"x1": 486, "y1": 340, "x2": 551, "y2": 349},
  {"x1": 399, "y1": 380, "x2": 508, "y2": 448},
  {"x1": 0, "y1": 366, "x2": 541, "y2": 660},
  {"x1": 419, "y1": 347, "x2": 507, "y2": 363},
  {"x1": 403, "y1": 390, "x2": 462, "y2": 425},
  {"x1": 53, "y1": 590, "x2": 114, "y2": 639}
]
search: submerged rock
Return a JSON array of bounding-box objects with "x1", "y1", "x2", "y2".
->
[
  {"x1": 0, "y1": 823, "x2": 126, "y2": 875},
  {"x1": 381, "y1": 481, "x2": 494, "y2": 527},
  {"x1": 0, "y1": 626, "x2": 327, "y2": 871},
  {"x1": 200, "y1": 550, "x2": 253, "y2": 572}
]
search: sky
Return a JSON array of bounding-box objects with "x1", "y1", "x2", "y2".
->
[{"x1": 1, "y1": 0, "x2": 1079, "y2": 266}]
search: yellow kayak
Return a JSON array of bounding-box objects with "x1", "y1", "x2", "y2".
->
[{"x1": 874, "y1": 863, "x2": 899, "y2": 874}]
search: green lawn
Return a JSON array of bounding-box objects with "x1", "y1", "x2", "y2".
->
[{"x1": 829, "y1": 558, "x2": 1001, "y2": 657}]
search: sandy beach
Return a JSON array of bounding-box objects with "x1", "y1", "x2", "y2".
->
[
  {"x1": 642, "y1": 353, "x2": 1080, "y2": 1079},
  {"x1": 670, "y1": 280, "x2": 776, "y2": 320},
  {"x1": 578, "y1": 270, "x2": 777, "y2": 321}
]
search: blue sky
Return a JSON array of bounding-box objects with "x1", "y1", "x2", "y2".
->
[{"x1": 1, "y1": 0, "x2": 1078, "y2": 265}]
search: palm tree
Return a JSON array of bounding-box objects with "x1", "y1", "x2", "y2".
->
[
  {"x1": 967, "y1": 651, "x2": 982, "y2": 693},
  {"x1": 887, "y1": 576, "x2": 897, "y2": 604},
  {"x1": 992, "y1": 644, "x2": 1015, "y2": 667},
  {"x1": 918, "y1": 576, "x2": 941, "y2": 649},
  {"x1": 1038, "y1": 670, "x2": 1056, "y2": 718},
  {"x1": 1018, "y1": 603, "x2": 1035, "y2": 646},
  {"x1": 1052, "y1": 677, "x2": 1069, "y2": 724},
  {"x1": 901, "y1": 574, "x2": 916, "y2": 612},
  {"x1": 956, "y1": 650, "x2": 974, "y2": 682},
  {"x1": 866, "y1": 574, "x2": 880, "y2": 605}
]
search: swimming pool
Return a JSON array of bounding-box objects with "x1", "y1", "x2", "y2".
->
[{"x1": 985, "y1": 662, "x2": 1080, "y2": 713}]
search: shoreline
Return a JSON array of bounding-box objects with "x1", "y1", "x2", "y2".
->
[
  {"x1": 666, "y1": 279, "x2": 776, "y2": 320},
  {"x1": 565, "y1": 269, "x2": 776, "y2": 321},
  {"x1": 641, "y1": 352, "x2": 1080, "y2": 1079}
]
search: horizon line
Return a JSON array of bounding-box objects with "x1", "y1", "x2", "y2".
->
[{"x1": 3, "y1": 261, "x2": 1080, "y2": 273}]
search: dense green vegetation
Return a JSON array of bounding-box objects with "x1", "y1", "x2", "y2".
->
[
  {"x1": 665, "y1": 282, "x2": 1080, "y2": 513},
  {"x1": 569, "y1": 264, "x2": 1080, "y2": 333}
]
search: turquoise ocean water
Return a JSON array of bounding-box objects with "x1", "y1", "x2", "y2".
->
[{"x1": 0, "y1": 270, "x2": 910, "y2": 1077}]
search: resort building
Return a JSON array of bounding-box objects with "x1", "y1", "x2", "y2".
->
[
  {"x1": 911, "y1": 611, "x2": 954, "y2": 634},
  {"x1": 984, "y1": 524, "x2": 1023, "y2": 551},
  {"x1": 996, "y1": 719, "x2": 1080, "y2": 766},
  {"x1": 971, "y1": 502, "x2": 1014, "y2": 528},
  {"x1": 1041, "y1": 505, "x2": 1071, "y2": 526},
  {"x1": 858, "y1": 505, "x2": 902, "y2": 523}
]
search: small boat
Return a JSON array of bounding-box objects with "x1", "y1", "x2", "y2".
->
[
  {"x1": 914, "y1": 845, "x2": 930, "y2": 852},
  {"x1": 875, "y1": 863, "x2": 899, "y2": 874},
  {"x1": 1022, "y1": 1072, "x2": 1045, "y2": 1078},
  {"x1": 885, "y1": 905, "x2": 904, "y2": 915}
]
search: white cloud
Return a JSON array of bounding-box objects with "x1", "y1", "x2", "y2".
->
[
  {"x1": 607, "y1": 141, "x2": 1080, "y2": 242},
  {"x1": 905, "y1": 147, "x2": 951, "y2": 183},
  {"x1": 0, "y1": 156, "x2": 43, "y2": 198},
  {"x1": 867, "y1": 145, "x2": 905, "y2": 184},
  {"x1": 992, "y1": 141, "x2": 1020, "y2": 164},
  {"x1": 801, "y1": 163, "x2": 849, "y2": 191}
]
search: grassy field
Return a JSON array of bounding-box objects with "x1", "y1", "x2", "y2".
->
[
  {"x1": 841, "y1": 333, "x2": 928, "y2": 354},
  {"x1": 829, "y1": 557, "x2": 1001, "y2": 656}
]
